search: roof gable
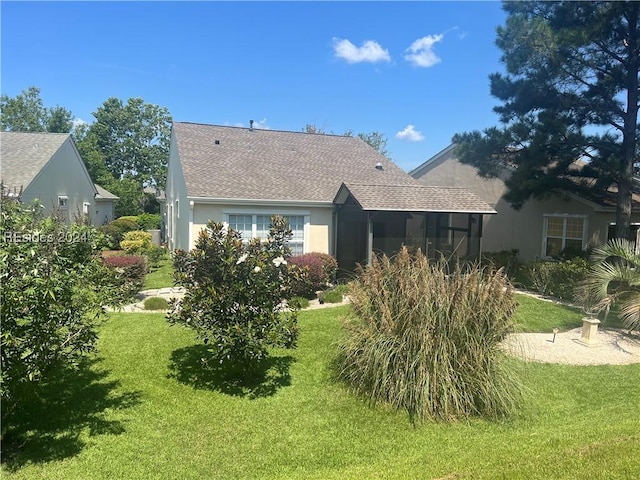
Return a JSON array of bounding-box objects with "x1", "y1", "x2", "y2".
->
[
  {"x1": 1, "y1": 131, "x2": 70, "y2": 192},
  {"x1": 173, "y1": 122, "x2": 419, "y2": 202}
]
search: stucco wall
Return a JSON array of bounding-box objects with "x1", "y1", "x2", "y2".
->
[
  {"x1": 165, "y1": 131, "x2": 190, "y2": 251},
  {"x1": 22, "y1": 138, "x2": 97, "y2": 225},
  {"x1": 191, "y1": 203, "x2": 334, "y2": 254},
  {"x1": 412, "y1": 147, "x2": 636, "y2": 260}
]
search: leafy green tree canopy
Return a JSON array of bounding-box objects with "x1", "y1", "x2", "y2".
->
[
  {"x1": 0, "y1": 86, "x2": 73, "y2": 133},
  {"x1": 88, "y1": 97, "x2": 172, "y2": 189},
  {"x1": 453, "y1": 1, "x2": 639, "y2": 239}
]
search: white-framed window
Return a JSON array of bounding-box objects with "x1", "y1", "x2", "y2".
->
[
  {"x1": 226, "y1": 212, "x2": 308, "y2": 256},
  {"x1": 543, "y1": 214, "x2": 587, "y2": 257},
  {"x1": 83, "y1": 202, "x2": 91, "y2": 215},
  {"x1": 58, "y1": 196, "x2": 68, "y2": 209}
]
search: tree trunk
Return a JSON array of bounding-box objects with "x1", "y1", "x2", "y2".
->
[{"x1": 616, "y1": 3, "x2": 639, "y2": 240}]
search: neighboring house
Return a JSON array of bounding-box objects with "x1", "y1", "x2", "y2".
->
[
  {"x1": 411, "y1": 144, "x2": 640, "y2": 260},
  {"x1": 1, "y1": 131, "x2": 118, "y2": 226},
  {"x1": 94, "y1": 184, "x2": 119, "y2": 225},
  {"x1": 165, "y1": 122, "x2": 495, "y2": 272}
]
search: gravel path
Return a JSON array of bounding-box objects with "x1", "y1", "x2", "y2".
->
[{"x1": 502, "y1": 328, "x2": 640, "y2": 365}]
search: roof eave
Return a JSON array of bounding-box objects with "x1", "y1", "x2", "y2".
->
[{"x1": 187, "y1": 196, "x2": 334, "y2": 208}]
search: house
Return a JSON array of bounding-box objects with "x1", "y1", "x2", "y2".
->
[
  {"x1": 1, "y1": 131, "x2": 118, "y2": 225},
  {"x1": 165, "y1": 122, "x2": 495, "y2": 272},
  {"x1": 410, "y1": 144, "x2": 640, "y2": 260}
]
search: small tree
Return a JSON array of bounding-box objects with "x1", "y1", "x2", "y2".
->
[
  {"x1": 576, "y1": 239, "x2": 640, "y2": 331},
  {"x1": 168, "y1": 216, "x2": 299, "y2": 367},
  {"x1": 0, "y1": 193, "x2": 122, "y2": 405}
]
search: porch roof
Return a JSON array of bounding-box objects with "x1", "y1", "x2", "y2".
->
[{"x1": 333, "y1": 183, "x2": 497, "y2": 214}]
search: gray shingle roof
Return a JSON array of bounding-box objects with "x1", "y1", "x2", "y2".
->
[
  {"x1": 173, "y1": 122, "x2": 419, "y2": 202},
  {"x1": 1, "y1": 131, "x2": 69, "y2": 192},
  {"x1": 335, "y1": 183, "x2": 496, "y2": 214},
  {"x1": 95, "y1": 184, "x2": 119, "y2": 200}
]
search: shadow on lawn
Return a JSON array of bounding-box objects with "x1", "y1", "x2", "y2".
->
[
  {"x1": 168, "y1": 345, "x2": 294, "y2": 398},
  {"x1": 1, "y1": 358, "x2": 142, "y2": 471}
]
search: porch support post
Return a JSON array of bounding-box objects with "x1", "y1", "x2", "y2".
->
[{"x1": 367, "y1": 212, "x2": 373, "y2": 266}]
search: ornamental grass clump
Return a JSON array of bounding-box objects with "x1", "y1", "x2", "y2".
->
[{"x1": 336, "y1": 247, "x2": 521, "y2": 422}]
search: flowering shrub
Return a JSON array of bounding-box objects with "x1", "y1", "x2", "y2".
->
[
  {"x1": 288, "y1": 252, "x2": 338, "y2": 297},
  {"x1": 168, "y1": 216, "x2": 299, "y2": 365},
  {"x1": 1, "y1": 195, "x2": 123, "y2": 404}
]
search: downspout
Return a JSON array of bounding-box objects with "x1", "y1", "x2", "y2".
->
[{"x1": 188, "y1": 200, "x2": 195, "y2": 250}]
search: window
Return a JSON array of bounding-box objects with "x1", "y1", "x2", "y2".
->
[
  {"x1": 83, "y1": 202, "x2": 91, "y2": 215},
  {"x1": 543, "y1": 215, "x2": 586, "y2": 257},
  {"x1": 58, "y1": 196, "x2": 68, "y2": 209},
  {"x1": 226, "y1": 213, "x2": 306, "y2": 255}
]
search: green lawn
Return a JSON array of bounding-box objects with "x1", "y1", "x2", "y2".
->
[
  {"x1": 142, "y1": 257, "x2": 174, "y2": 290},
  {"x1": 3, "y1": 304, "x2": 639, "y2": 479}
]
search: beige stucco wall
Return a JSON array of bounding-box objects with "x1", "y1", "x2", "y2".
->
[
  {"x1": 412, "y1": 147, "x2": 636, "y2": 260},
  {"x1": 22, "y1": 138, "x2": 97, "y2": 225},
  {"x1": 190, "y1": 203, "x2": 334, "y2": 254}
]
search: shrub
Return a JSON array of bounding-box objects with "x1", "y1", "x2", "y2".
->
[
  {"x1": 146, "y1": 244, "x2": 167, "y2": 267},
  {"x1": 103, "y1": 255, "x2": 147, "y2": 297},
  {"x1": 136, "y1": 213, "x2": 161, "y2": 230},
  {"x1": 167, "y1": 216, "x2": 299, "y2": 366},
  {"x1": 521, "y1": 257, "x2": 589, "y2": 300},
  {"x1": 120, "y1": 230, "x2": 153, "y2": 255},
  {"x1": 336, "y1": 247, "x2": 521, "y2": 422},
  {"x1": 100, "y1": 217, "x2": 140, "y2": 248},
  {"x1": 288, "y1": 296, "x2": 310, "y2": 309},
  {"x1": 144, "y1": 296, "x2": 169, "y2": 310},
  {"x1": 319, "y1": 289, "x2": 343, "y2": 304},
  {"x1": 482, "y1": 249, "x2": 520, "y2": 279},
  {"x1": 289, "y1": 252, "x2": 338, "y2": 297},
  {"x1": 1, "y1": 196, "x2": 123, "y2": 405}
]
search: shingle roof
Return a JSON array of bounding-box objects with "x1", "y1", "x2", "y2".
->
[
  {"x1": 173, "y1": 122, "x2": 418, "y2": 202},
  {"x1": 1, "y1": 131, "x2": 69, "y2": 192},
  {"x1": 95, "y1": 184, "x2": 119, "y2": 200},
  {"x1": 335, "y1": 183, "x2": 496, "y2": 214}
]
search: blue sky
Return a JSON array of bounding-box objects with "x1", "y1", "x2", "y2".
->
[{"x1": 1, "y1": 1, "x2": 507, "y2": 171}]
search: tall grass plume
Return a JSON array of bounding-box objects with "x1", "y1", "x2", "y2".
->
[{"x1": 336, "y1": 247, "x2": 521, "y2": 422}]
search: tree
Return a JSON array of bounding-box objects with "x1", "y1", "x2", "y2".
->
[
  {"x1": 453, "y1": 2, "x2": 639, "y2": 239},
  {"x1": 357, "y1": 131, "x2": 389, "y2": 157},
  {"x1": 168, "y1": 216, "x2": 299, "y2": 367},
  {"x1": 87, "y1": 97, "x2": 172, "y2": 189},
  {"x1": 0, "y1": 192, "x2": 123, "y2": 405},
  {"x1": 304, "y1": 124, "x2": 390, "y2": 157},
  {"x1": 0, "y1": 86, "x2": 73, "y2": 133},
  {"x1": 576, "y1": 238, "x2": 640, "y2": 331}
]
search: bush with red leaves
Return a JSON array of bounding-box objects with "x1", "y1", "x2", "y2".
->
[{"x1": 288, "y1": 252, "x2": 338, "y2": 298}]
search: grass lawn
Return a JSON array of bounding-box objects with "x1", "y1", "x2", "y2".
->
[
  {"x1": 143, "y1": 257, "x2": 175, "y2": 290},
  {"x1": 3, "y1": 303, "x2": 639, "y2": 479}
]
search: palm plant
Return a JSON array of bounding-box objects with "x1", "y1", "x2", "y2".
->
[{"x1": 576, "y1": 239, "x2": 640, "y2": 331}]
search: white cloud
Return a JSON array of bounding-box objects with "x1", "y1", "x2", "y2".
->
[
  {"x1": 333, "y1": 37, "x2": 391, "y2": 64},
  {"x1": 72, "y1": 117, "x2": 87, "y2": 129},
  {"x1": 404, "y1": 34, "x2": 444, "y2": 67},
  {"x1": 396, "y1": 125, "x2": 424, "y2": 142},
  {"x1": 252, "y1": 118, "x2": 270, "y2": 129}
]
